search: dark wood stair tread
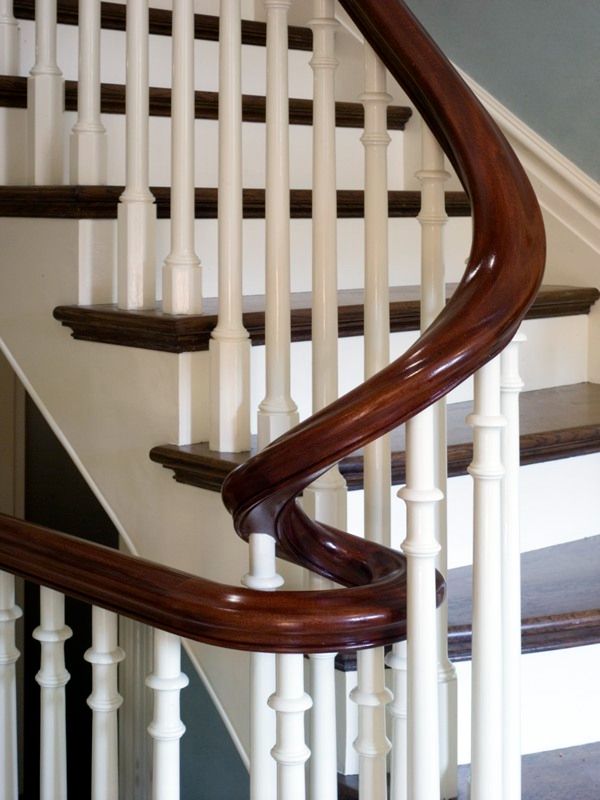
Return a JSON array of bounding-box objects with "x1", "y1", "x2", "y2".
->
[
  {"x1": 0, "y1": 186, "x2": 470, "y2": 219},
  {"x1": 339, "y1": 741, "x2": 600, "y2": 799},
  {"x1": 149, "y1": 382, "x2": 600, "y2": 492},
  {"x1": 0, "y1": 75, "x2": 412, "y2": 130},
  {"x1": 13, "y1": 0, "x2": 314, "y2": 50},
  {"x1": 52, "y1": 284, "x2": 599, "y2": 354}
]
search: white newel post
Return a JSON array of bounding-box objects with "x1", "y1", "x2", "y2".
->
[
  {"x1": 162, "y1": 0, "x2": 201, "y2": 314},
  {"x1": 0, "y1": 571, "x2": 22, "y2": 800},
  {"x1": 243, "y1": 534, "x2": 283, "y2": 800},
  {"x1": 85, "y1": 607, "x2": 125, "y2": 800},
  {"x1": 34, "y1": 588, "x2": 72, "y2": 800},
  {"x1": 417, "y1": 122, "x2": 457, "y2": 800},
  {"x1": 0, "y1": 0, "x2": 19, "y2": 75},
  {"x1": 209, "y1": 0, "x2": 251, "y2": 453},
  {"x1": 500, "y1": 331, "x2": 525, "y2": 799},
  {"x1": 28, "y1": 0, "x2": 65, "y2": 184},
  {"x1": 117, "y1": 0, "x2": 156, "y2": 310},
  {"x1": 257, "y1": 0, "x2": 299, "y2": 448},
  {"x1": 70, "y1": 0, "x2": 107, "y2": 184},
  {"x1": 354, "y1": 44, "x2": 393, "y2": 800},
  {"x1": 398, "y1": 411, "x2": 442, "y2": 800},
  {"x1": 468, "y1": 357, "x2": 505, "y2": 800},
  {"x1": 269, "y1": 653, "x2": 312, "y2": 800},
  {"x1": 146, "y1": 629, "x2": 188, "y2": 800}
]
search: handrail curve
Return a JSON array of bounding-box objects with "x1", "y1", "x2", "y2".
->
[{"x1": 221, "y1": 0, "x2": 545, "y2": 644}]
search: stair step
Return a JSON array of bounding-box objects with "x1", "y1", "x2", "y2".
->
[
  {"x1": 338, "y1": 741, "x2": 600, "y2": 799},
  {"x1": 52, "y1": 284, "x2": 598, "y2": 353},
  {"x1": 0, "y1": 74, "x2": 412, "y2": 130},
  {"x1": 0, "y1": 186, "x2": 470, "y2": 219},
  {"x1": 13, "y1": 0, "x2": 314, "y2": 50},
  {"x1": 150, "y1": 382, "x2": 600, "y2": 490}
]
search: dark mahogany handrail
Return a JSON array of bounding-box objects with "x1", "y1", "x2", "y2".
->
[
  {"x1": 222, "y1": 0, "x2": 545, "y2": 606},
  {"x1": 0, "y1": 513, "x2": 423, "y2": 653}
]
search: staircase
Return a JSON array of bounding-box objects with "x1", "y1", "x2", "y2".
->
[{"x1": 0, "y1": 0, "x2": 599, "y2": 798}]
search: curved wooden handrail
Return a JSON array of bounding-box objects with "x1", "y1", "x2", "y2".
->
[
  {"x1": 0, "y1": 513, "x2": 423, "y2": 652},
  {"x1": 221, "y1": 0, "x2": 545, "y2": 636}
]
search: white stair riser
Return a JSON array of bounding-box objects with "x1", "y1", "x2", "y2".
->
[
  {"x1": 250, "y1": 314, "x2": 590, "y2": 430},
  {"x1": 17, "y1": 18, "x2": 314, "y2": 96},
  {"x1": 346, "y1": 453, "x2": 600, "y2": 568},
  {"x1": 337, "y1": 642, "x2": 600, "y2": 775},
  {"x1": 0, "y1": 107, "x2": 405, "y2": 189}
]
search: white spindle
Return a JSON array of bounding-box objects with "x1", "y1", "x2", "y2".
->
[
  {"x1": 308, "y1": 651, "x2": 337, "y2": 800},
  {"x1": 85, "y1": 607, "x2": 125, "y2": 800},
  {"x1": 0, "y1": 571, "x2": 22, "y2": 800},
  {"x1": 146, "y1": 629, "x2": 188, "y2": 800},
  {"x1": 28, "y1": 0, "x2": 64, "y2": 184},
  {"x1": 356, "y1": 44, "x2": 393, "y2": 800},
  {"x1": 417, "y1": 122, "x2": 457, "y2": 800},
  {"x1": 117, "y1": 0, "x2": 156, "y2": 309},
  {"x1": 350, "y1": 648, "x2": 391, "y2": 800},
  {"x1": 303, "y1": 0, "x2": 346, "y2": 524},
  {"x1": 70, "y1": 0, "x2": 106, "y2": 184},
  {"x1": 398, "y1": 411, "x2": 442, "y2": 800},
  {"x1": 500, "y1": 331, "x2": 525, "y2": 799},
  {"x1": 268, "y1": 653, "x2": 312, "y2": 800},
  {"x1": 34, "y1": 587, "x2": 72, "y2": 800},
  {"x1": 0, "y1": 0, "x2": 19, "y2": 75},
  {"x1": 162, "y1": 0, "x2": 201, "y2": 314},
  {"x1": 257, "y1": 0, "x2": 299, "y2": 448},
  {"x1": 243, "y1": 533, "x2": 283, "y2": 800},
  {"x1": 209, "y1": 0, "x2": 251, "y2": 452},
  {"x1": 468, "y1": 357, "x2": 505, "y2": 800},
  {"x1": 387, "y1": 642, "x2": 408, "y2": 800}
]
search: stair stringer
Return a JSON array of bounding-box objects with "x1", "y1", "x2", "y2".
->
[{"x1": 0, "y1": 215, "x2": 262, "y2": 767}]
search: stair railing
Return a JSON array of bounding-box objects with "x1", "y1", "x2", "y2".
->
[
  {"x1": 221, "y1": 2, "x2": 544, "y2": 799},
  {"x1": 0, "y1": 510, "x2": 414, "y2": 799}
]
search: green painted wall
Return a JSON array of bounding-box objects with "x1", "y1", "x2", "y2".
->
[{"x1": 405, "y1": 0, "x2": 600, "y2": 179}]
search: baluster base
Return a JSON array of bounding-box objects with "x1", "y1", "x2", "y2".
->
[
  {"x1": 69, "y1": 126, "x2": 107, "y2": 186},
  {"x1": 117, "y1": 197, "x2": 157, "y2": 310},
  {"x1": 27, "y1": 72, "x2": 65, "y2": 185},
  {"x1": 0, "y1": 18, "x2": 19, "y2": 75},
  {"x1": 209, "y1": 334, "x2": 251, "y2": 452}
]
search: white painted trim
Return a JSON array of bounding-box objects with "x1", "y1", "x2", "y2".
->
[
  {"x1": 0, "y1": 337, "x2": 250, "y2": 772},
  {"x1": 456, "y1": 68, "x2": 600, "y2": 255}
]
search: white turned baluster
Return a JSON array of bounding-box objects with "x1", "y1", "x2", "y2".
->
[
  {"x1": 398, "y1": 411, "x2": 442, "y2": 800},
  {"x1": 146, "y1": 629, "x2": 188, "y2": 800},
  {"x1": 85, "y1": 607, "x2": 125, "y2": 800},
  {"x1": 417, "y1": 122, "x2": 457, "y2": 800},
  {"x1": 303, "y1": 0, "x2": 346, "y2": 523},
  {"x1": 34, "y1": 588, "x2": 72, "y2": 800},
  {"x1": 0, "y1": 0, "x2": 19, "y2": 75},
  {"x1": 70, "y1": 0, "x2": 107, "y2": 184},
  {"x1": 257, "y1": 0, "x2": 299, "y2": 448},
  {"x1": 354, "y1": 44, "x2": 392, "y2": 800},
  {"x1": 350, "y1": 648, "x2": 391, "y2": 800},
  {"x1": 0, "y1": 571, "x2": 22, "y2": 800},
  {"x1": 308, "y1": 651, "x2": 336, "y2": 800},
  {"x1": 27, "y1": 0, "x2": 64, "y2": 184},
  {"x1": 468, "y1": 357, "x2": 505, "y2": 800},
  {"x1": 117, "y1": 0, "x2": 156, "y2": 309},
  {"x1": 209, "y1": 0, "x2": 251, "y2": 452},
  {"x1": 387, "y1": 642, "x2": 408, "y2": 800},
  {"x1": 162, "y1": 0, "x2": 201, "y2": 314},
  {"x1": 243, "y1": 534, "x2": 283, "y2": 800},
  {"x1": 269, "y1": 653, "x2": 312, "y2": 800},
  {"x1": 500, "y1": 331, "x2": 525, "y2": 799}
]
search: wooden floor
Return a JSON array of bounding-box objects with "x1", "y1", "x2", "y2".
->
[{"x1": 458, "y1": 742, "x2": 600, "y2": 799}]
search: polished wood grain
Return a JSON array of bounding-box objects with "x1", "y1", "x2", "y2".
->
[
  {"x1": 0, "y1": 513, "x2": 428, "y2": 653},
  {"x1": 53, "y1": 285, "x2": 598, "y2": 353},
  {"x1": 0, "y1": 75, "x2": 412, "y2": 130},
  {"x1": 0, "y1": 186, "x2": 470, "y2": 219},
  {"x1": 150, "y1": 383, "x2": 600, "y2": 491},
  {"x1": 220, "y1": 0, "x2": 545, "y2": 585},
  {"x1": 12, "y1": 0, "x2": 314, "y2": 49}
]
